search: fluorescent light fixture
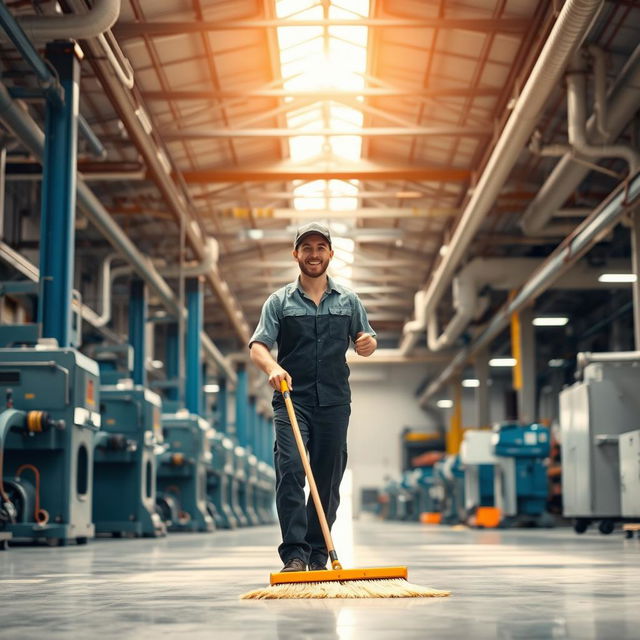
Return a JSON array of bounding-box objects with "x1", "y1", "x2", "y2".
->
[
  {"x1": 489, "y1": 357, "x2": 517, "y2": 367},
  {"x1": 598, "y1": 273, "x2": 637, "y2": 283},
  {"x1": 150, "y1": 359, "x2": 164, "y2": 370},
  {"x1": 204, "y1": 384, "x2": 220, "y2": 393},
  {"x1": 548, "y1": 359, "x2": 565, "y2": 368},
  {"x1": 436, "y1": 399, "x2": 454, "y2": 409},
  {"x1": 462, "y1": 378, "x2": 480, "y2": 388},
  {"x1": 532, "y1": 316, "x2": 569, "y2": 327},
  {"x1": 246, "y1": 228, "x2": 264, "y2": 240}
]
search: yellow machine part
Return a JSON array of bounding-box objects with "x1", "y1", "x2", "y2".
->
[{"x1": 270, "y1": 566, "x2": 408, "y2": 586}]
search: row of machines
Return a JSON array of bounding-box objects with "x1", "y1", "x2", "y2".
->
[
  {"x1": 560, "y1": 356, "x2": 640, "y2": 536},
  {"x1": 0, "y1": 338, "x2": 275, "y2": 548},
  {"x1": 380, "y1": 422, "x2": 551, "y2": 528}
]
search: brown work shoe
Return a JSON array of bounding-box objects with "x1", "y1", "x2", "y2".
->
[
  {"x1": 281, "y1": 557, "x2": 306, "y2": 572},
  {"x1": 308, "y1": 561, "x2": 327, "y2": 571}
]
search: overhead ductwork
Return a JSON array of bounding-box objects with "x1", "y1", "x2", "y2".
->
[
  {"x1": 399, "y1": 0, "x2": 605, "y2": 356},
  {"x1": 0, "y1": 81, "x2": 236, "y2": 384},
  {"x1": 521, "y1": 43, "x2": 640, "y2": 236},
  {"x1": 425, "y1": 257, "x2": 634, "y2": 352}
]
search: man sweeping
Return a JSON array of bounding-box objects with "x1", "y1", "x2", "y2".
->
[{"x1": 249, "y1": 222, "x2": 377, "y2": 573}]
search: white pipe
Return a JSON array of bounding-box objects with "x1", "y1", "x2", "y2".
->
[
  {"x1": 399, "y1": 0, "x2": 604, "y2": 355},
  {"x1": 17, "y1": 0, "x2": 120, "y2": 41},
  {"x1": 96, "y1": 30, "x2": 134, "y2": 90},
  {"x1": 521, "y1": 43, "x2": 640, "y2": 236},
  {"x1": 567, "y1": 52, "x2": 640, "y2": 174},
  {"x1": 158, "y1": 237, "x2": 219, "y2": 278},
  {"x1": 426, "y1": 257, "x2": 634, "y2": 351},
  {"x1": 91, "y1": 253, "x2": 119, "y2": 327},
  {"x1": 588, "y1": 44, "x2": 608, "y2": 138},
  {"x1": 577, "y1": 350, "x2": 640, "y2": 371}
]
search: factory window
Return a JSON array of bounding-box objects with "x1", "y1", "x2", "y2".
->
[
  {"x1": 76, "y1": 444, "x2": 89, "y2": 497},
  {"x1": 276, "y1": 0, "x2": 370, "y2": 288}
]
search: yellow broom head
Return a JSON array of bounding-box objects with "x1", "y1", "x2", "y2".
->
[{"x1": 240, "y1": 566, "x2": 451, "y2": 599}]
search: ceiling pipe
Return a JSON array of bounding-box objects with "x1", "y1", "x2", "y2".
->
[
  {"x1": 426, "y1": 257, "x2": 635, "y2": 351},
  {"x1": 566, "y1": 51, "x2": 640, "y2": 174},
  {"x1": 399, "y1": 0, "x2": 605, "y2": 356},
  {"x1": 157, "y1": 237, "x2": 219, "y2": 278},
  {"x1": 521, "y1": 42, "x2": 640, "y2": 236},
  {"x1": 15, "y1": 0, "x2": 120, "y2": 41},
  {"x1": 418, "y1": 169, "x2": 640, "y2": 406},
  {"x1": 0, "y1": 81, "x2": 235, "y2": 383},
  {"x1": 72, "y1": 17, "x2": 250, "y2": 345}
]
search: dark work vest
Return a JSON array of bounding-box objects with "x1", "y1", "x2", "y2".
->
[{"x1": 276, "y1": 307, "x2": 352, "y2": 407}]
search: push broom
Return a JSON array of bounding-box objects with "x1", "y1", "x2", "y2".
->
[{"x1": 241, "y1": 381, "x2": 451, "y2": 599}]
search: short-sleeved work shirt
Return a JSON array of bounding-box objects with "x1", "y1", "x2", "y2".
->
[{"x1": 249, "y1": 276, "x2": 375, "y2": 406}]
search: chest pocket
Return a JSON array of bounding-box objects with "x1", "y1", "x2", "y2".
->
[
  {"x1": 328, "y1": 305, "x2": 351, "y2": 340},
  {"x1": 281, "y1": 305, "x2": 307, "y2": 318}
]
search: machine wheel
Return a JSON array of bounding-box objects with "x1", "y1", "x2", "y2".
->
[
  {"x1": 598, "y1": 519, "x2": 615, "y2": 535},
  {"x1": 573, "y1": 518, "x2": 590, "y2": 534},
  {"x1": 76, "y1": 537, "x2": 88, "y2": 545}
]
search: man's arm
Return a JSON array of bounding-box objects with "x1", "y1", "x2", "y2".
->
[{"x1": 250, "y1": 342, "x2": 293, "y2": 390}]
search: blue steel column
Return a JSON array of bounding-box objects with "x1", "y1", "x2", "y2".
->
[
  {"x1": 235, "y1": 364, "x2": 248, "y2": 446},
  {"x1": 247, "y1": 395, "x2": 256, "y2": 454},
  {"x1": 255, "y1": 407, "x2": 263, "y2": 463},
  {"x1": 166, "y1": 323, "x2": 179, "y2": 403},
  {"x1": 185, "y1": 277, "x2": 203, "y2": 416},
  {"x1": 129, "y1": 279, "x2": 147, "y2": 386},
  {"x1": 38, "y1": 42, "x2": 81, "y2": 347},
  {"x1": 217, "y1": 378, "x2": 227, "y2": 434}
]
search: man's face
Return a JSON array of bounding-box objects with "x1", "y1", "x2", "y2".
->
[{"x1": 293, "y1": 234, "x2": 333, "y2": 278}]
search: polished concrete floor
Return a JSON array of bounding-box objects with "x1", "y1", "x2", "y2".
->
[{"x1": 0, "y1": 520, "x2": 639, "y2": 639}]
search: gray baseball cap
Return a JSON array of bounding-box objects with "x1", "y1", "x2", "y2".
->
[{"x1": 293, "y1": 222, "x2": 332, "y2": 249}]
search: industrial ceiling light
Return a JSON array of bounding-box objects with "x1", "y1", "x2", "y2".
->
[
  {"x1": 598, "y1": 273, "x2": 637, "y2": 283},
  {"x1": 532, "y1": 316, "x2": 569, "y2": 327},
  {"x1": 548, "y1": 359, "x2": 565, "y2": 367},
  {"x1": 204, "y1": 384, "x2": 220, "y2": 393},
  {"x1": 461, "y1": 378, "x2": 480, "y2": 387},
  {"x1": 436, "y1": 399, "x2": 454, "y2": 408},
  {"x1": 489, "y1": 357, "x2": 516, "y2": 367}
]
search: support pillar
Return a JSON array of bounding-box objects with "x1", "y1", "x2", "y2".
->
[
  {"x1": 446, "y1": 380, "x2": 463, "y2": 455},
  {"x1": 185, "y1": 278, "x2": 203, "y2": 416},
  {"x1": 129, "y1": 279, "x2": 147, "y2": 386},
  {"x1": 38, "y1": 42, "x2": 81, "y2": 347},
  {"x1": 511, "y1": 307, "x2": 536, "y2": 423},
  {"x1": 165, "y1": 323, "x2": 179, "y2": 404},
  {"x1": 475, "y1": 347, "x2": 490, "y2": 428},
  {"x1": 235, "y1": 364, "x2": 248, "y2": 447},
  {"x1": 217, "y1": 378, "x2": 227, "y2": 433},
  {"x1": 631, "y1": 209, "x2": 640, "y2": 349}
]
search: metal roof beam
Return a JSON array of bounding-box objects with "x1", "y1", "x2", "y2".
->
[
  {"x1": 161, "y1": 126, "x2": 488, "y2": 140},
  {"x1": 181, "y1": 162, "x2": 471, "y2": 183},
  {"x1": 140, "y1": 87, "x2": 501, "y2": 100},
  {"x1": 114, "y1": 17, "x2": 529, "y2": 38}
]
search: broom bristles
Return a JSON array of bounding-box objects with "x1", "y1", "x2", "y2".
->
[{"x1": 240, "y1": 577, "x2": 451, "y2": 599}]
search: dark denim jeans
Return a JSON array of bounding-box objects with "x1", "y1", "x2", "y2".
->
[{"x1": 272, "y1": 399, "x2": 351, "y2": 565}]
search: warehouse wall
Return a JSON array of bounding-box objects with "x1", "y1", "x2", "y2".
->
[{"x1": 348, "y1": 365, "x2": 513, "y2": 516}]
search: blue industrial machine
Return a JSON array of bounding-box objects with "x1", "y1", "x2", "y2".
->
[
  {"x1": 0, "y1": 343, "x2": 100, "y2": 546},
  {"x1": 493, "y1": 422, "x2": 551, "y2": 526},
  {"x1": 156, "y1": 411, "x2": 214, "y2": 532},
  {"x1": 432, "y1": 455, "x2": 466, "y2": 524},
  {"x1": 207, "y1": 430, "x2": 238, "y2": 529},
  {"x1": 460, "y1": 429, "x2": 496, "y2": 519},
  {"x1": 93, "y1": 343, "x2": 166, "y2": 538}
]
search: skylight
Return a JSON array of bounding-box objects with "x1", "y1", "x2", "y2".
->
[{"x1": 276, "y1": 0, "x2": 370, "y2": 287}]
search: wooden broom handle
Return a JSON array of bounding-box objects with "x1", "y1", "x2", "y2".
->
[{"x1": 280, "y1": 380, "x2": 342, "y2": 570}]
